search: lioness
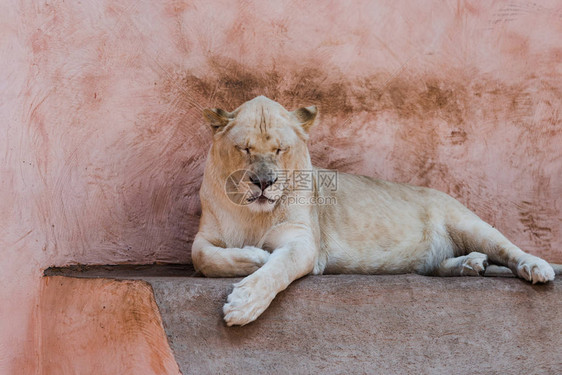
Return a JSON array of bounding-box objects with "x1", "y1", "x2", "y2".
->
[{"x1": 192, "y1": 96, "x2": 555, "y2": 326}]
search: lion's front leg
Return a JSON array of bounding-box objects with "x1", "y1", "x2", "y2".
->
[
  {"x1": 223, "y1": 224, "x2": 317, "y2": 326},
  {"x1": 191, "y1": 234, "x2": 270, "y2": 277}
]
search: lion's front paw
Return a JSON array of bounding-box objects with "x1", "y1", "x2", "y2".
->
[
  {"x1": 241, "y1": 246, "x2": 270, "y2": 268},
  {"x1": 229, "y1": 246, "x2": 270, "y2": 276},
  {"x1": 516, "y1": 256, "x2": 555, "y2": 284},
  {"x1": 223, "y1": 276, "x2": 274, "y2": 326},
  {"x1": 462, "y1": 252, "x2": 489, "y2": 276}
]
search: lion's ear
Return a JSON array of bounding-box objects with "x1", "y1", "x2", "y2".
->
[
  {"x1": 203, "y1": 108, "x2": 234, "y2": 133},
  {"x1": 291, "y1": 106, "x2": 317, "y2": 132}
]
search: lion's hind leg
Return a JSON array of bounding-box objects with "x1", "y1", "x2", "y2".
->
[
  {"x1": 447, "y1": 214, "x2": 555, "y2": 284},
  {"x1": 431, "y1": 252, "x2": 489, "y2": 277}
]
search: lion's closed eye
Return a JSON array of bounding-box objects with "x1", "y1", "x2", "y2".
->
[
  {"x1": 276, "y1": 147, "x2": 289, "y2": 155},
  {"x1": 235, "y1": 145, "x2": 251, "y2": 155}
]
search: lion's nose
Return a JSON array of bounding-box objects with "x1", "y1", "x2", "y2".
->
[{"x1": 250, "y1": 175, "x2": 278, "y2": 191}]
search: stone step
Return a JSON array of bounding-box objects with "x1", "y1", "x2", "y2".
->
[{"x1": 43, "y1": 265, "x2": 562, "y2": 374}]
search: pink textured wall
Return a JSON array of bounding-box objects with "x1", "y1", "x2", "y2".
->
[{"x1": 1, "y1": 0, "x2": 561, "y2": 371}]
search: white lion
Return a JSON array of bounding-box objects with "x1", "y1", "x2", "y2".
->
[{"x1": 192, "y1": 96, "x2": 555, "y2": 326}]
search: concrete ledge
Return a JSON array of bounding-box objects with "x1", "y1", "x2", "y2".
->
[
  {"x1": 42, "y1": 266, "x2": 562, "y2": 374},
  {"x1": 43, "y1": 263, "x2": 197, "y2": 278},
  {"x1": 151, "y1": 274, "x2": 561, "y2": 375},
  {"x1": 43, "y1": 263, "x2": 562, "y2": 279}
]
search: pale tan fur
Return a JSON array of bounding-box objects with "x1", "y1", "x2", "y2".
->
[{"x1": 192, "y1": 96, "x2": 555, "y2": 326}]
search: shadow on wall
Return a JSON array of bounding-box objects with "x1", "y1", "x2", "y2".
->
[{"x1": 164, "y1": 56, "x2": 561, "y2": 262}]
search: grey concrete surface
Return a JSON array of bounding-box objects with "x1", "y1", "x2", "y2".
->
[{"x1": 149, "y1": 274, "x2": 562, "y2": 375}]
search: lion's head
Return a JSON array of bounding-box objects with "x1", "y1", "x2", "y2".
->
[{"x1": 203, "y1": 96, "x2": 317, "y2": 213}]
